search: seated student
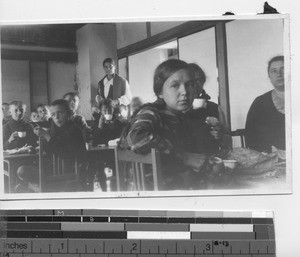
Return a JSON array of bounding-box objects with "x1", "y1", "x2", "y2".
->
[
  {"x1": 119, "y1": 59, "x2": 221, "y2": 190},
  {"x1": 37, "y1": 104, "x2": 50, "y2": 122},
  {"x1": 2, "y1": 102, "x2": 11, "y2": 125},
  {"x1": 188, "y1": 63, "x2": 230, "y2": 152},
  {"x1": 34, "y1": 99, "x2": 87, "y2": 191},
  {"x1": 93, "y1": 98, "x2": 127, "y2": 146},
  {"x1": 63, "y1": 92, "x2": 91, "y2": 141},
  {"x1": 30, "y1": 110, "x2": 40, "y2": 122},
  {"x1": 3, "y1": 101, "x2": 37, "y2": 150}
]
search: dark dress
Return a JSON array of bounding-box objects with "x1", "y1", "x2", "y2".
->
[
  {"x1": 245, "y1": 90, "x2": 285, "y2": 152},
  {"x1": 3, "y1": 119, "x2": 38, "y2": 150}
]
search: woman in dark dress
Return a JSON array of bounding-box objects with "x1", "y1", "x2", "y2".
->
[{"x1": 245, "y1": 55, "x2": 285, "y2": 152}]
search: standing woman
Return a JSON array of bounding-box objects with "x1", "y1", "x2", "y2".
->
[
  {"x1": 119, "y1": 59, "x2": 210, "y2": 190},
  {"x1": 245, "y1": 55, "x2": 285, "y2": 152}
]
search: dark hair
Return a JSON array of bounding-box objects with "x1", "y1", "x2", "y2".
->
[
  {"x1": 63, "y1": 92, "x2": 79, "y2": 100},
  {"x1": 9, "y1": 100, "x2": 26, "y2": 109},
  {"x1": 98, "y1": 98, "x2": 113, "y2": 110},
  {"x1": 103, "y1": 58, "x2": 115, "y2": 67},
  {"x1": 50, "y1": 99, "x2": 72, "y2": 116},
  {"x1": 2, "y1": 102, "x2": 9, "y2": 106},
  {"x1": 37, "y1": 103, "x2": 48, "y2": 109},
  {"x1": 268, "y1": 55, "x2": 284, "y2": 73},
  {"x1": 188, "y1": 63, "x2": 206, "y2": 85},
  {"x1": 153, "y1": 59, "x2": 192, "y2": 97}
]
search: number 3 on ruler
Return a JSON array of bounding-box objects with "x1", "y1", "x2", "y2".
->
[{"x1": 206, "y1": 243, "x2": 211, "y2": 251}]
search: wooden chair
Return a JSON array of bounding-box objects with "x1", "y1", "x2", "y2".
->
[
  {"x1": 38, "y1": 137, "x2": 81, "y2": 192},
  {"x1": 230, "y1": 129, "x2": 247, "y2": 148},
  {"x1": 114, "y1": 148, "x2": 163, "y2": 191}
]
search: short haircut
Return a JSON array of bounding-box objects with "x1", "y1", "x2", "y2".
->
[
  {"x1": 268, "y1": 55, "x2": 284, "y2": 73},
  {"x1": 99, "y1": 98, "x2": 113, "y2": 110},
  {"x1": 63, "y1": 92, "x2": 79, "y2": 100},
  {"x1": 50, "y1": 99, "x2": 72, "y2": 115},
  {"x1": 37, "y1": 103, "x2": 48, "y2": 109},
  {"x1": 188, "y1": 63, "x2": 206, "y2": 85},
  {"x1": 9, "y1": 100, "x2": 26, "y2": 110},
  {"x1": 103, "y1": 58, "x2": 115, "y2": 67},
  {"x1": 2, "y1": 102, "x2": 9, "y2": 107}
]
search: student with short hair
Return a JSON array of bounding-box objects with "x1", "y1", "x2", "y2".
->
[
  {"x1": 63, "y1": 92, "x2": 91, "y2": 141},
  {"x1": 34, "y1": 99, "x2": 86, "y2": 161},
  {"x1": 30, "y1": 110, "x2": 39, "y2": 122},
  {"x1": 2, "y1": 102, "x2": 11, "y2": 125},
  {"x1": 34, "y1": 99, "x2": 87, "y2": 191},
  {"x1": 3, "y1": 101, "x2": 37, "y2": 150},
  {"x1": 37, "y1": 104, "x2": 50, "y2": 122},
  {"x1": 93, "y1": 98, "x2": 127, "y2": 146}
]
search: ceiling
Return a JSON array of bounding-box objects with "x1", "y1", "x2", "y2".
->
[{"x1": 1, "y1": 24, "x2": 86, "y2": 49}]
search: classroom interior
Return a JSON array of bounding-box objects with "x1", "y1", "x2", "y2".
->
[{"x1": 0, "y1": 17, "x2": 287, "y2": 195}]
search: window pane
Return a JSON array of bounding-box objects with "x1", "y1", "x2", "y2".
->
[
  {"x1": 178, "y1": 28, "x2": 218, "y2": 103},
  {"x1": 128, "y1": 41, "x2": 177, "y2": 104}
]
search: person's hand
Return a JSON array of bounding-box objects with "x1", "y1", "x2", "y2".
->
[
  {"x1": 210, "y1": 125, "x2": 224, "y2": 140},
  {"x1": 95, "y1": 95, "x2": 104, "y2": 104},
  {"x1": 8, "y1": 131, "x2": 18, "y2": 143},
  {"x1": 98, "y1": 114, "x2": 105, "y2": 129},
  {"x1": 182, "y1": 152, "x2": 208, "y2": 172},
  {"x1": 111, "y1": 99, "x2": 119, "y2": 108},
  {"x1": 34, "y1": 127, "x2": 48, "y2": 137}
]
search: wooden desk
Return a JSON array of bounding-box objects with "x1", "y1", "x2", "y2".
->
[{"x1": 3, "y1": 152, "x2": 39, "y2": 193}]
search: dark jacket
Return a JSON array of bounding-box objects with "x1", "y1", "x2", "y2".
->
[
  {"x1": 3, "y1": 119, "x2": 38, "y2": 150},
  {"x1": 97, "y1": 74, "x2": 126, "y2": 100},
  {"x1": 245, "y1": 90, "x2": 285, "y2": 152}
]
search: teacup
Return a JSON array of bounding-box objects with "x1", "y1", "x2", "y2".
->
[
  {"x1": 18, "y1": 131, "x2": 26, "y2": 138},
  {"x1": 104, "y1": 114, "x2": 113, "y2": 121},
  {"x1": 193, "y1": 98, "x2": 207, "y2": 109}
]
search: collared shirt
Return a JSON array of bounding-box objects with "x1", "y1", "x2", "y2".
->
[{"x1": 103, "y1": 75, "x2": 132, "y2": 106}]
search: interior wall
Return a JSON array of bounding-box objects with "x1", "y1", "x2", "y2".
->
[
  {"x1": 48, "y1": 61, "x2": 77, "y2": 103},
  {"x1": 1, "y1": 60, "x2": 31, "y2": 120},
  {"x1": 30, "y1": 61, "x2": 48, "y2": 108},
  {"x1": 226, "y1": 19, "x2": 284, "y2": 131}
]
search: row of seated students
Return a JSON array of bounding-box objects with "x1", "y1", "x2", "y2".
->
[{"x1": 2, "y1": 94, "x2": 129, "y2": 193}]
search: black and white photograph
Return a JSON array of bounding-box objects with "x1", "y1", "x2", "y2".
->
[{"x1": 0, "y1": 15, "x2": 291, "y2": 198}]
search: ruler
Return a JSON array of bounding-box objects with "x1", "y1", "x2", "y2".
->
[{"x1": 0, "y1": 209, "x2": 276, "y2": 256}]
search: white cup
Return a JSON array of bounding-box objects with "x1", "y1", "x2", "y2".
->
[
  {"x1": 104, "y1": 114, "x2": 113, "y2": 121},
  {"x1": 193, "y1": 98, "x2": 207, "y2": 109},
  {"x1": 223, "y1": 160, "x2": 238, "y2": 170},
  {"x1": 18, "y1": 131, "x2": 26, "y2": 138}
]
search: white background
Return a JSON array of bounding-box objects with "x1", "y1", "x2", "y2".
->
[{"x1": 0, "y1": 0, "x2": 299, "y2": 256}]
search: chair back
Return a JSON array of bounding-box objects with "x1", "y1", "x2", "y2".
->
[
  {"x1": 114, "y1": 148, "x2": 162, "y2": 191},
  {"x1": 230, "y1": 129, "x2": 247, "y2": 148},
  {"x1": 38, "y1": 137, "x2": 80, "y2": 192}
]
